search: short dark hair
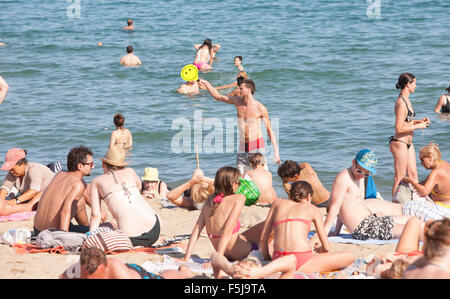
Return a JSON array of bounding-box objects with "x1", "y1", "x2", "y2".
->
[
  {"x1": 127, "y1": 19, "x2": 133, "y2": 25},
  {"x1": 238, "y1": 79, "x2": 256, "y2": 95},
  {"x1": 114, "y1": 113, "x2": 124, "y2": 127},
  {"x1": 277, "y1": 160, "x2": 300, "y2": 179},
  {"x1": 289, "y1": 181, "x2": 314, "y2": 202},
  {"x1": 235, "y1": 56, "x2": 242, "y2": 62},
  {"x1": 126, "y1": 45, "x2": 133, "y2": 53},
  {"x1": 67, "y1": 146, "x2": 93, "y2": 172},
  {"x1": 80, "y1": 247, "x2": 107, "y2": 275}
]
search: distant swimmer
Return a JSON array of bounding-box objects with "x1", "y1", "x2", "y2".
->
[
  {"x1": 0, "y1": 76, "x2": 9, "y2": 104},
  {"x1": 123, "y1": 19, "x2": 135, "y2": 30},
  {"x1": 234, "y1": 56, "x2": 245, "y2": 72},
  {"x1": 0, "y1": 38, "x2": 5, "y2": 47},
  {"x1": 434, "y1": 84, "x2": 450, "y2": 113},
  {"x1": 120, "y1": 45, "x2": 141, "y2": 66},
  {"x1": 193, "y1": 39, "x2": 220, "y2": 72},
  {"x1": 109, "y1": 113, "x2": 133, "y2": 150}
]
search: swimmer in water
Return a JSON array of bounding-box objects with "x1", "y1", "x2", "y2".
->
[
  {"x1": 123, "y1": 19, "x2": 135, "y2": 30},
  {"x1": 120, "y1": 45, "x2": 142, "y2": 66},
  {"x1": 193, "y1": 39, "x2": 220, "y2": 72}
]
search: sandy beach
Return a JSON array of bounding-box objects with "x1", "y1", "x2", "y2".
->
[{"x1": 0, "y1": 198, "x2": 398, "y2": 279}]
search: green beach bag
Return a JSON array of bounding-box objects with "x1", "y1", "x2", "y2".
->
[{"x1": 236, "y1": 174, "x2": 260, "y2": 206}]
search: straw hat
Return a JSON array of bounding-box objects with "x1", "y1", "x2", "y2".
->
[
  {"x1": 100, "y1": 146, "x2": 129, "y2": 167},
  {"x1": 141, "y1": 167, "x2": 159, "y2": 182}
]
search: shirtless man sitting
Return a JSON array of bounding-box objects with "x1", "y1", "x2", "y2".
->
[
  {"x1": 277, "y1": 160, "x2": 330, "y2": 208},
  {"x1": 245, "y1": 153, "x2": 276, "y2": 206},
  {"x1": 198, "y1": 78, "x2": 280, "y2": 174},
  {"x1": 33, "y1": 146, "x2": 94, "y2": 234},
  {"x1": 319, "y1": 149, "x2": 412, "y2": 242},
  {"x1": 120, "y1": 45, "x2": 141, "y2": 67}
]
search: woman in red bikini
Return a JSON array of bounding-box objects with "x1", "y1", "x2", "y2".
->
[
  {"x1": 236, "y1": 181, "x2": 355, "y2": 278},
  {"x1": 183, "y1": 166, "x2": 265, "y2": 265}
]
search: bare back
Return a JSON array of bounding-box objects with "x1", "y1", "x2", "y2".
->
[
  {"x1": 429, "y1": 160, "x2": 450, "y2": 205},
  {"x1": 91, "y1": 168, "x2": 157, "y2": 237},
  {"x1": 194, "y1": 46, "x2": 210, "y2": 64},
  {"x1": 246, "y1": 167, "x2": 276, "y2": 204},
  {"x1": 270, "y1": 199, "x2": 318, "y2": 252},
  {"x1": 110, "y1": 128, "x2": 132, "y2": 149},
  {"x1": 34, "y1": 171, "x2": 86, "y2": 231}
]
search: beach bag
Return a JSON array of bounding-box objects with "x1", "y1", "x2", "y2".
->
[
  {"x1": 82, "y1": 230, "x2": 133, "y2": 253},
  {"x1": 236, "y1": 174, "x2": 260, "y2": 206},
  {"x1": 36, "y1": 229, "x2": 86, "y2": 252},
  {"x1": 394, "y1": 182, "x2": 414, "y2": 204}
]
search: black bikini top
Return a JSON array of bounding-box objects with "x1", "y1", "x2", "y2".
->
[
  {"x1": 400, "y1": 94, "x2": 415, "y2": 122},
  {"x1": 442, "y1": 95, "x2": 450, "y2": 113}
]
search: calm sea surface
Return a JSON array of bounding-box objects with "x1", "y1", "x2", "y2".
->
[{"x1": 0, "y1": 0, "x2": 449, "y2": 200}]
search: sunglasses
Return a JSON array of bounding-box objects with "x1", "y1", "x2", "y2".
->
[
  {"x1": 81, "y1": 161, "x2": 94, "y2": 168},
  {"x1": 354, "y1": 162, "x2": 371, "y2": 177}
]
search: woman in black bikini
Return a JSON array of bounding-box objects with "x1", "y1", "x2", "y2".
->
[
  {"x1": 434, "y1": 85, "x2": 450, "y2": 114},
  {"x1": 389, "y1": 73, "x2": 431, "y2": 201}
]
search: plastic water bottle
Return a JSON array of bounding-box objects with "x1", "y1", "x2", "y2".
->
[{"x1": 1, "y1": 228, "x2": 31, "y2": 245}]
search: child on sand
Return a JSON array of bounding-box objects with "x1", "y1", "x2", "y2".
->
[
  {"x1": 236, "y1": 181, "x2": 355, "y2": 278},
  {"x1": 245, "y1": 153, "x2": 276, "y2": 206},
  {"x1": 183, "y1": 166, "x2": 265, "y2": 269}
]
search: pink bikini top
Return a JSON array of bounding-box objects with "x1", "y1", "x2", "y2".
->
[{"x1": 274, "y1": 218, "x2": 311, "y2": 230}]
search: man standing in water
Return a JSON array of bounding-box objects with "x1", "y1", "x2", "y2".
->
[
  {"x1": 120, "y1": 45, "x2": 141, "y2": 66},
  {"x1": 198, "y1": 78, "x2": 281, "y2": 174}
]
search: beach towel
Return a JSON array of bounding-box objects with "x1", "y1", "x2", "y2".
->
[
  {"x1": 13, "y1": 243, "x2": 68, "y2": 255},
  {"x1": 327, "y1": 234, "x2": 398, "y2": 245},
  {"x1": 141, "y1": 255, "x2": 213, "y2": 276},
  {"x1": 0, "y1": 211, "x2": 36, "y2": 222}
]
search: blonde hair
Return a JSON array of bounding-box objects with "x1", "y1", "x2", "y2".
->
[
  {"x1": 238, "y1": 71, "x2": 248, "y2": 79},
  {"x1": 191, "y1": 180, "x2": 214, "y2": 204},
  {"x1": 419, "y1": 142, "x2": 441, "y2": 164},
  {"x1": 389, "y1": 259, "x2": 410, "y2": 279}
]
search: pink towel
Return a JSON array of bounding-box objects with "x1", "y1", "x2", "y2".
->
[{"x1": 0, "y1": 211, "x2": 36, "y2": 222}]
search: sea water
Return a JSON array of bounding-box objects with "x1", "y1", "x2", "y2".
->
[{"x1": 0, "y1": 0, "x2": 448, "y2": 200}]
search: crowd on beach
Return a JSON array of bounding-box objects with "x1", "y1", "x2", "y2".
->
[{"x1": 0, "y1": 19, "x2": 449, "y2": 280}]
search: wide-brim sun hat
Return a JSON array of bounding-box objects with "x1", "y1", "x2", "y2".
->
[
  {"x1": 355, "y1": 149, "x2": 377, "y2": 174},
  {"x1": 100, "y1": 146, "x2": 129, "y2": 167},
  {"x1": 141, "y1": 167, "x2": 159, "y2": 181}
]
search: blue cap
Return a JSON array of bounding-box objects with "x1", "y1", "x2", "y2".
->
[{"x1": 355, "y1": 149, "x2": 377, "y2": 174}]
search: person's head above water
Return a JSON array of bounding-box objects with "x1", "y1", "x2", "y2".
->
[
  {"x1": 126, "y1": 45, "x2": 133, "y2": 53},
  {"x1": 127, "y1": 19, "x2": 133, "y2": 26}
]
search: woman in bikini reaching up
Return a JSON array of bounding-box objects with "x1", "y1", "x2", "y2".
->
[
  {"x1": 389, "y1": 73, "x2": 431, "y2": 201},
  {"x1": 183, "y1": 166, "x2": 265, "y2": 277},
  {"x1": 193, "y1": 39, "x2": 218, "y2": 72},
  {"x1": 235, "y1": 181, "x2": 355, "y2": 279}
]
